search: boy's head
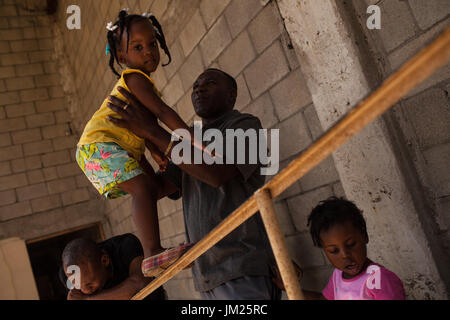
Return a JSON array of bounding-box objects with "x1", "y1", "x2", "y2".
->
[
  {"x1": 62, "y1": 238, "x2": 111, "y2": 295},
  {"x1": 106, "y1": 10, "x2": 171, "y2": 77},
  {"x1": 191, "y1": 68, "x2": 237, "y2": 120},
  {"x1": 307, "y1": 197, "x2": 369, "y2": 278}
]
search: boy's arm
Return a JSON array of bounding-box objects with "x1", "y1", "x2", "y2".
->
[{"x1": 124, "y1": 73, "x2": 190, "y2": 134}]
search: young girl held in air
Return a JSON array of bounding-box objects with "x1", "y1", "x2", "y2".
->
[{"x1": 76, "y1": 9, "x2": 194, "y2": 277}]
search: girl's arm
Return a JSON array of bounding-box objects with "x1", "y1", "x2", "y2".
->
[{"x1": 124, "y1": 73, "x2": 191, "y2": 133}]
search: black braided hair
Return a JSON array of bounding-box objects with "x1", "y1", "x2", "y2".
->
[
  {"x1": 106, "y1": 10, "x2": 172, "y2": 78},
  {"x1": 307, "y1": 197, "x2": 368, "y2": 248}
]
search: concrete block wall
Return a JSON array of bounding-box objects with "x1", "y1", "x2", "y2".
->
[
  {"x1": 351, "y1": 0, "x2": 450, "y2": 296},
  {"x1": 0, "y1": 0, "x2": 106, "y2": 243},
  {"x1": 53, "y1": 0, "x2": 345, "y2": 299}
]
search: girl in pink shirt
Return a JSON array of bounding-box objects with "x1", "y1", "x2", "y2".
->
[{"x1": 303, "y1": 197, "x2": 406, "y2": 300}]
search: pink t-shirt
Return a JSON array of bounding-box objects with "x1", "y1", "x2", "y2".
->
[{"x1": 322, "y1": 263, "x2": 406, "y2": 300}]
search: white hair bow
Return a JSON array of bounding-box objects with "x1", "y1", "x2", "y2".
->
[
  {"x1": 106, "y1": 22, "x2": 118, "y2": 31},
  {"x1": 142, "y1": 12, "x2": 153, "y2": 18}
]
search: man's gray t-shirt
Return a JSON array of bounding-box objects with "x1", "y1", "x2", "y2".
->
[{"x1": 161, "y1": 110, "x2": 275, "y2": 292}]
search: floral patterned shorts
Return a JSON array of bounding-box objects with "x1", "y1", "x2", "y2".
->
[{"x1": 76, "y1": 142, "x2": 144, "y2": 199}]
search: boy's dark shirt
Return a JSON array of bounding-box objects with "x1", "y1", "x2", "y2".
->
[
  {"x1": 59, "y1": 233, "x2": 165, "y2": 300},
  {"x1": 161, "y1": 109, "x2": 275, "y2": 292}
]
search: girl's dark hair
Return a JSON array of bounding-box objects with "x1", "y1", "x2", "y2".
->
[
  {"x1": 106, "y1": 10, "x2": 171, "y2": 78},
  {"x1": 307, "y1": 197, "x2": 368, "y2": 247}
]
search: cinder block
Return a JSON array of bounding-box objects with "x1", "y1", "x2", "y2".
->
[
  {"x1": 30, "y1": 194, "x2": 61, "y2": 213},
  {"x1": 20, "y1": 87, "x2": 48, "y2": 102},
  {"x1": 52, "y1": 135, "x2": 77, "y2": 151},
  {"x1": 11, "y1": 128, "x2": 42, "y2": 144},
  {"x1": 34, "y1": 74, "x2": 60, "y2": 88},
  {"x1": 0, "y1": 41, "x2": 10, "y2": 54},
  {"x1": 218, "y1": 30, "x2": 256, "y2": 78},
  {"x1": 0, "y1": 5, "x2": 17, "y2": 17},
  {"x1": 56, "y1": 162, "x2": 80, "y2": 178},
  {"x1": 23, "y1": 139, "x2": 53, "y2": 156},
  {"x1": 298, "y1": 156, "x2": 340, "y2": 192},
  {"x1": 0, "y1": 106, "x2": 4, "y2": 119},
  {"x1": 287, "y1": 186, "x2": 334, "y2": 233},
  {"x1": 0, "y1": 91, "x2": 20, "y2": 105},
  {"x1": 0, "y1": 66, "x2": 15, "y2": 79},
  {"x1": 423, "y1": 143, "x2": 450, "y2": 197},
  {"x1": 150, "y1": 0, "x2": 169, "y2": 18},
  {"x1": 273, "y1": 200, "x2": 296, "y2": 236},
  {"x1": 0, "y1": 173, "x2": 28, "y2": 192},
  {"x1": 24, "y1": 155, "x2": 42, "y2": 170},
  {"x1": 0, "y1": 52, "x2": 29, "y2": 65},
  {"x1": 170, "y1": 211, "x2": 185, "y2": 235},
  {"x1": 46, "y1": 177, "x2": 75, "y2": 195},
  {"x1": 159, "y1": 40, "x2": 184, "y2": 80},
  {"x1": 0, "y1": 28, "x2": 23, "y2": 41},
  {"x1": 0, "y1": 189, "x2": 16, "y2": 206},
  {"x1": 303, "y1": 105, "x2": 324, "y2": 141},
  {"x1": 10, "y1": 157, "x2": 25, "y2": 173},
  {"x1": 235, "y1": 74, "x2": 251, "y2": 110},
  {"x1": 377, "y1": 0, "x2": 416, "y2": 52},
  {"x1": 0, "y1": 117, "x2": 26, "y2": 133},
  {"x1": 244, "y1": 41, "x2": 290, "y2": 99},
  {"x1": 242, "y1": 92, "x2": 278, "y2": 129},
  {"x1": 48, "y1": 86, "x2": 64, "y2": 99},
  {"x1": 38, "y1": 38, "x2": 53, "y2": 50},
  {"x1": 15, "y1": 63, "x2": 44, "y2": 76},
  {"x1": 275, "y1": 112, "x2": 312, "y2": 161},
  {"x1": 408, "y1": 0, "x2": 449, "y2": 30},
  {"x1": 41, "y1": 123, "x2": 70, "y2": 139},
  {"x1": 248, "y1": 2, "x2": 281, "y2": 54},
  {"x1": 25, "y1": 112, "x2": 55, "y2": 128},
  {"x1": 285, "y1": 233, "x2": 325, "y2": 268},
  {"x1": 178, "y1": 47, "x2": 205, "y2": 91},
  {"x1": 7, "y1": 16, "x2": 34, "y2": 28},
  {"x1": 270, "y1": 69, "x2": 312, "y2": 121},
  {"x1": 5, "y1": 76, "x2": 35, "y2": 91},
  {"x1": 224, "y1": 0, "x2": 262, "y2": 38},
  {"x1": 61, "y1": 188, "x2": 90, "y2": 206},
  {"x1": 75, "y1": 174, "x2": 90, "y2": 188},
  {"x1": 16, "y1": 182, "x2": 48, "y2": 201},
  {"x1": 176, "y1": 90, "x2": 195, "y2": 123},
  {"x1": 161, "y1": 73, "x2": 184, "y2": 106},
  {"x1": 179, "y1": 10, "x2": 207, "y2": 57},
  {"x1": 403, "y1": 88, "x2": 450, "y2": 149},
  {"x1": 41, "y1": 150, "x2": 70, "y2": 167},
  {"x1": 10, "y1": 39, "x2": 39, "y2": 52},
  {"x1": 199, "y1": 16, "x2": 232, "y2": 67},
  {"x1": 43, "y1": 61, "x2": 57, "y2": 74},
  {"x1": 0, "y1": 160, "x2": 12, "y2": 176},
  {"x1": 28, "y1": 50, "x2": 53, "y2": 63},
  {"x1": 26, "y1": 169, "x2": 45, "y2": 184},
  {"x1": 5, "y1": 102, "x2": 35, "y2": 118},
  {"x1": 0, "y1": 201, "x2": 32, "y2": 221},
  {"x1": 0, "y1": 132, "x2": 12, "y2": 147},
  {"x1": 43, "y1": 166, "x2": 58, "y2": 181},
  {"x1": 200, "y1": 0, "x2": 231, "y2": 28},
  {"x1": 159, "y1": 215, "x2": 176, "y2": 239}
]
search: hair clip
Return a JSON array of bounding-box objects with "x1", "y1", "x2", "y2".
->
[
  {"x1": 106, "y1": 22, "x2": 118, "y2": 31},
  {"x1": 142, "y1": 12, "x2": 153, "y2": 18},
  {"x1": 106, "y1": 43, "x2": 111, "y2": 56},
  {"x1": 122, "y1": 8, "x2": 130, "y2": 13}
]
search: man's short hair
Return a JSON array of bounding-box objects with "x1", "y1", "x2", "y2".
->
[
  {"x1": 62, "y1": 238, "x2": 103, "y2": 267},
  {"x1": 205, "y1": 68, "x2": 237, "y2": 91}
]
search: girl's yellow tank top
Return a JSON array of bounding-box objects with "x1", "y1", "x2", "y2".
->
[{"x1": 77, "y1": 69, "x2": 161, "y2": 161}]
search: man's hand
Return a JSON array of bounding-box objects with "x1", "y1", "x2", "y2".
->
[
  {"x1": 106, "y1": 87, "x2": 159, "y2": 139},
  {"x1": 67, "y1": 289, "x2": 87, "y2": 300}
]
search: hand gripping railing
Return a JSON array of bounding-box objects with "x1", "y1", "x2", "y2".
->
[{"x1": 132, "y1": 27, "x2": 450, "y2": 300}]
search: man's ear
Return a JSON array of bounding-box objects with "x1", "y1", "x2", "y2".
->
[
  {"x1": 228, "y1": 88, "x2": 237, "y2": 108},
  {"x1": 101, "y1": 252, "x2": 110, "y2": 268}
]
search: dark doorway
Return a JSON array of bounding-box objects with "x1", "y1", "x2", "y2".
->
[{"x1": 26, "y1": 223, "x2": 104, "y2": 300}]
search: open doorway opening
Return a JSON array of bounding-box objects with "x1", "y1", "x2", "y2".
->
[{"x1": 26, "y1": 223, "x2": 105, "y2": 300}]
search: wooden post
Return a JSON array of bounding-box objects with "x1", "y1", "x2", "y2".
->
[{"x1": 255, "y1": 188, "x2": 304, "y2": 300}]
